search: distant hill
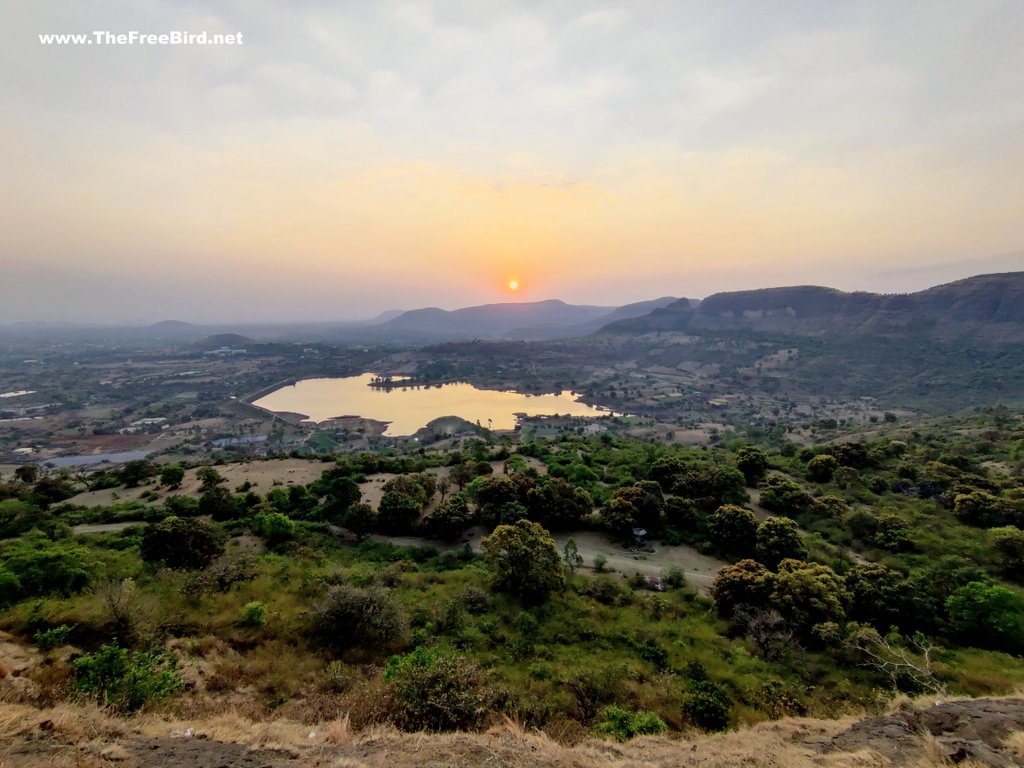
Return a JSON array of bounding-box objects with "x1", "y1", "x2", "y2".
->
[
  {"x1": 363, "y1": 297, "x2": 695, "y2": 342},
  {"x1": 503, "y1": 297, "x2": 682, "y2": 340},
  {"x1": 370, "y1": 299, "x2": 614, "y2": 342},
  {"x1": 194, "y1": 333, "x2": 253, "y2": 350},
  {"x1": 603, "y1": 272, "x2": 1024, "y2": 343}
]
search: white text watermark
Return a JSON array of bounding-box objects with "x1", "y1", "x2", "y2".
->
[{"x1": 39, "y1": 30, "x2": 243, "y2": 46}]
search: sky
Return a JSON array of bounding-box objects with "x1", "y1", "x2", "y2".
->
[{"x1": 2, "y1": 0, "x2": 1023, "y2": 324}]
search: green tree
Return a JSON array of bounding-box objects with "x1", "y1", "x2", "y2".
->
[
  {"x1": 120, "y1": 460, "x2": 158, "y2": 488},
  {"x1": 755, "y1": 517, "x2": 807, "y2": 570},
  {"x1": 649, "y1": 455, "x2": 687, "y2": 491},
  {"x1": 953, "y1": 490, "x2": 1008, "y2": 528},
  {"x1": 381, "y1": 475, "x2": 429, "y2": 508},
  {"x1": 159, "y1": 465, "x2": 185, "y2": 490},
  {"x1": 481, "y1": 519, "x2": 565, "y2": 603},
  {"x1": 14, "y1": 465, "x2": 39, "y2": 484},
  {"x1": 735, "y1": 446, "x2": 769, "y2": 485},
  {"x1": 990, "y1": 526, "x2": 1024, "y2": 578},
  {"x1": 378, "y1": 491, "x2": 422, "y2": 534},
  {"x1": 845, "y1": 563, "x2": 916, "y2": 632},
  {"x1": 946, "y1": 581, "x2": 1024, "y2": 653},
  {"x1": 770, "y1": 559, "x2": 848, "y2": 635},
  {"x1": 673, "y1": 464, "x2": 749, "y2": 509},
  {"x1": 599, "y1": 496, "x2": 639, "y2": 538},
  {"x1": 196, "y1": 466, "x2": 225, "y2": 491},
  {"x1": 424, "y1": 496, "x2": 473, "y2": 539},
  {"x1": 710, "y1": 559, "x2": 774, "y2": 618},
  {"x1": 140, "y1": 516, "x2": 224, "y2": 570},
  {"x1": 708, "y1": 504, "x2": 758, "y2": 558},
  {"x1": 341, "y1": 502, "x2": 377, "y2": 539},
  {"x1": 312, "y1": 468, "x2": 362, "y2": 522},
  {"x1": 198, "y1": 485, "x2": 239, "y2": 521},
  {"x1": 563, "y1": 538, "x2": 583, "y2": 573},
  {"x1": 758, "y1": 475, "x2": 817, "y2": 517},
  {"x1": 806, "y1": 455, "x2": 838, "y2": 483},
  {"x1": 525, "y1": 476, "x2": 593, "y2": 530}
]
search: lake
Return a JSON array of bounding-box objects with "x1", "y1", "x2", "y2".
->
[{"x1": 251, "y1": 374, "x2": 612, "y2": 435}]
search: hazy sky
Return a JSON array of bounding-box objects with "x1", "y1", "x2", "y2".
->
[{"x1": 3, "y1": 1, "x2": 1023, "y2": 323}]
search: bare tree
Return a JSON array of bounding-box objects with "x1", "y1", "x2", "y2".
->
[
  {"x1": 746, "y1": 609, "x2": 797, "y2": 661},
  {"x1": 847, "y1": 627, "x2": 947, "y2": 696},
  {"x1": 93, "y1": 578, "x2": 153, "y2": 639}
]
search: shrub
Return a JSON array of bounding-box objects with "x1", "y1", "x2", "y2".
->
[
  {"x1": 252, "y1": 511, "x2": 295, "y2": 545},
  {"x1": 460, "y1": 585, "x2": 491, "y2": 615},
  {"x1": 34, "y1": 624, "x2": 72, "y2": 651},
  {"x1": 239, "y1": 601, "x2": 267, "y2": 629},
  {"x1": 308, "y1": 585, "x2": 410, "y2": 655},
  {"x1": 0, "y1": 537, "x2": 94, "y2": 599},
  {"x1": 683, "y1": 680, "x2": 731, "y2": 731},
  {"x1": 385, "y1": 646, "x2": 496, "y2": 732},
  {"x1": 73, "y1": 644, "x2": 183, "y2": 713},
  {"x1": 140, "y1": 516, "x2": 224, "y2": 570},
  {"x1": 595, "y1": 706, "x2": 668, "y2": 741},
  {"x1": 663, "y1": 566, "x2": 686, "y2": 590}
]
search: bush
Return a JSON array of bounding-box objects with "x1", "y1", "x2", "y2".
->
[
  {"x1": 252, "y1": 511, "x2": 295, "y2": 545},
  {"x1": 595, "y1": 706, "x2": 668, "y2": 741},
  {"x1": 308, "y1": 585, "x2": 410, "y2": 655},
  {"x1": 239, "y1": 601, "x2": 267, "y2": 629},
  {"x1": 140, "y1": 516, "x2": 224, "y2": 570},
  {"x1": 34, "y1": 624, "x2": 72, "y2": 651},
  {"x1": 663, "y1": 566, "x2": 686, "y2": 590},
  {"x1": 0, "y1": 537, "x2": 94, "y2": 600},
  {"x1": 385, "y1": 646, "x2": 496, "y2": 732},
  {"x1": 73, "y1": 644, "x2": 183, "y2": 713},
  {"x1": 683, "y1": 680, "x2": 731, "y2": 731}
]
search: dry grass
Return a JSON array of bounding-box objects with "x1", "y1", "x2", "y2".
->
[{"x1": 0, "y1": 695, "x2": 1022, "y2": 768}]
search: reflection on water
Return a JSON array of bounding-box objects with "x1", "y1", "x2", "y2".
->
[{"x1": 252, "y1": 374, "x2": 611, "y2": 436}]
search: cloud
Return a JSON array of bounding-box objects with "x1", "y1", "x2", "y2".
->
[{"x1": 1, "y1": 0, "x2": 1022, "y2": 321}]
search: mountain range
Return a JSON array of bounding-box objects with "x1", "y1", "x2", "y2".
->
[
  {"x1": 603, "y1": 272, "x2": 1024, "y2": 343},
  {"x1": 5, "y1": 272, "x2": 1020, "y2": 348}
]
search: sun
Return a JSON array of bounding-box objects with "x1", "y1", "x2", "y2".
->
[{"x1": 508, "y1": 279, "x2": 519, "y2": 291}]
